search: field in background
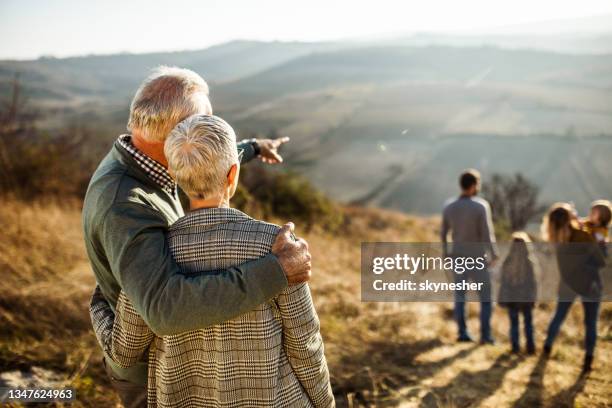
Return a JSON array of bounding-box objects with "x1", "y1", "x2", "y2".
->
[
  {"x1": 2, "y1": 13, "x2": 612, "y2": 407},
  {"x1": 1, "y1": 199, "x2": 610, "y2": 407},
  {"x1": 2, "y1": 39, "x2": 612, "y2": 215}
]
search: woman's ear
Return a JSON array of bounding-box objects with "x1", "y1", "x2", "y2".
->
[
  {"x1": 227, "y1": 163, "x2": 240, "y2": 194},
  {"x1": 227, "y1": 163, "x2": 238, "y2": 183}
]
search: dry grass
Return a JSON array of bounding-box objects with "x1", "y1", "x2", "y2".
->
[
  {"x1": 0, "y1": 198, "x2": 119, "y2": 407},
  {"x1": 0, "y1": 199, "x2": 610, "y2": 407}
]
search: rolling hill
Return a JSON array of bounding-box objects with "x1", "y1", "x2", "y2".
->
[
  {"x1": 215, "y1": 46, "x2": 612, "y2": 214},
  {"x1": 1, "y1": 38, "x2": 611, "y2": 215},
  {"x1": 0, "y1": 40, "x2": 339, "y2": 110}
]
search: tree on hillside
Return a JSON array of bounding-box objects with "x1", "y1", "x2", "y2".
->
[
  {"x1": 0, "y1": 73, "x2": 93, "y2": 198},
  {"x1": 482, "y1": 172, "x2": 544, "y2": 231},
  {"x1": 0, "y1": 73, "x2": 36, "y2": 193}
]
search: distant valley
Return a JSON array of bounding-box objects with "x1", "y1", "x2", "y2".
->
[{"x1": 1, "y1": 34, "x2": 611, "y2": 214}]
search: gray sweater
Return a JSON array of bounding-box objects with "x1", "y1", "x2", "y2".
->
[{"x1": 441, "y1": 195, "x2": 498, "y2": 259}]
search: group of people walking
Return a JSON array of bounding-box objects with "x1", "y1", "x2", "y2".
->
[{"x1": 441, "y1": 169, "x2": 610, "y2": 374}]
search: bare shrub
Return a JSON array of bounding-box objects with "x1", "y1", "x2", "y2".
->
[
  {"x1": 483, "y1": 172, "x2": 545, "y2": 231},
  {"x1": 237, "y1": 165, "x2": 344, "y2": 231},
  {"x1": 0, "y1": 73, "x2": 96, "y2": 199}
]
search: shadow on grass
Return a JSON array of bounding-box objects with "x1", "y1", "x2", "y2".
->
[
  {"x1": 512, "y1": 353, "x2": 588, "y2": 407},
  {"x1": 511, "y1": 353, "x2": 549, "y2": 408},
  {"x1": 419, "y1": 352, "x2": 525, "y2": 408},
  {"x1": 333, "y1": 338, "x2": 479, "y2": 407},
  {"x1": 548, "y1": 373, "x2": 588, "y2": 408}
]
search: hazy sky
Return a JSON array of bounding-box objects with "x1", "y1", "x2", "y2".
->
[{"x1": 2, "y1": 0, "x2": 612, "y2": 60}]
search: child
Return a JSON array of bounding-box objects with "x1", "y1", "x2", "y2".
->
[
  {"x1": 498, "y1": 232, "x2": 538, "y2": 354},
  {"x1": 582, "y1": 199, "x2": 611, "y2": 256}
]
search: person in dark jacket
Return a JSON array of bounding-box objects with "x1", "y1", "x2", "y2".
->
[
  {"x1": 498, "y1": 232, "x2": 537, "y2": 354},
  {"x1": 541, "y1": 202, "x2": 607, "y2": 373}
]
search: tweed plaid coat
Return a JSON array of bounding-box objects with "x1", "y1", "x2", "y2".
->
[{"x1": 92, "y1": 207, "x2": 334, "y2": 408}]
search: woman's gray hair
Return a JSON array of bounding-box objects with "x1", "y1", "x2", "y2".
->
[
  {"x1": 128, "y1": 66, "x2": 210, "y2": 143},
  {"x1": 164, "y1": 114, "x2": 238, "y2": 199}
]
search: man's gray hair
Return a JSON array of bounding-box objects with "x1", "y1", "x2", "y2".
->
[
  {"x1": 128, "y1": 66, "x2": 210, "y2": 143},
  {"x1": 165, "y1": 114, "x2": 238, "y2": 199}
]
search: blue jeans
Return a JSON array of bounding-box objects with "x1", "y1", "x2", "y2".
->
[
  {"x1": 508, "y1": 307, "x2": 534, "y2": 350},
  {"x1": 454, "y1": 267, "x2": 492, "y2": 340},
  {"x1": 544, "y1": 297, "x2": 600, "y2": 356}
]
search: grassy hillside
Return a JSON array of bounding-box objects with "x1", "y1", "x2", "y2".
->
[
  {"x1": 1, "y1": 198, "x2": 610, "y2": 407},
  {"x1": 0, "y1": 199, "x2": 112, "y2": 406}
]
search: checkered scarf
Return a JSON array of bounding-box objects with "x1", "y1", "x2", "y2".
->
[{"x1": 117, "y1": 134, "x2": 176, "y2": 196}]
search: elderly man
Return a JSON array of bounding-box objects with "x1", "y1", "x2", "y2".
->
[
  {"x1": 84, "y1": 66, "x2": 311, "y2": 407},
  {"x1": 100, "y1": 114, "x2": 334, "y2": 407}
]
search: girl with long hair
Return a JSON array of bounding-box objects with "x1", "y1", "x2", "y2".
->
[{"x1": 498, "y1": 232, "x2": 537, "y2": 354}]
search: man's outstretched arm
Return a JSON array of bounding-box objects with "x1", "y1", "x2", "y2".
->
[
  {"x1": 238, "y1": 137, "x2": 290, "y2": 165},
  {"x1": 237, "y1": 140, "x2": 258, "y2": 164},
  {"x1": 100, "y1": 203, "x2": 310, "y2": 336}
]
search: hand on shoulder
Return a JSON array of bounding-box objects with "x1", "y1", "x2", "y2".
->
[{"x1": 271, "y1": 222, "x2": 312, "y2": 285}]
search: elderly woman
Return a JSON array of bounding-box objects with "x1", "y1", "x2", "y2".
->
[
  {"x1": 99, "y1": 114, "x2": 334, "y2": 408},
  {"x1": 541, "y1": 202, "x2": 607, "y2": 373}
]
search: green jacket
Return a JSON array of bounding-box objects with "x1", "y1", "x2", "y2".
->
[{"x1": 83, "y1": 139, "x2": 287, "y2": 383}]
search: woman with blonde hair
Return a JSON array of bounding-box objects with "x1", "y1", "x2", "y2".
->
[{"x1": 541, "y1": 202, "x2": 606, "y2": 373}]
